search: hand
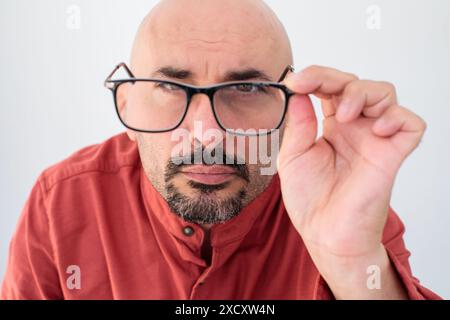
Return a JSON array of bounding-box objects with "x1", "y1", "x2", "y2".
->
[{"x1": 278, "y1": 66, "x2": 425, "y2": 298}]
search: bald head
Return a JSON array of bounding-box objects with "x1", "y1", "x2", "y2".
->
[{"x1": 130, "y1": 0, "x2": 293, "y2": 83}]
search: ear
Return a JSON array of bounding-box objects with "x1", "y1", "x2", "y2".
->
[{"x1": 116, "y1": 83, "x2": 136, "y2": 142}]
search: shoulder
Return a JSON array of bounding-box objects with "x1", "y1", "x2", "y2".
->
[{"x1": 38, "y1": 132, "x2": 140, "y2": 193}]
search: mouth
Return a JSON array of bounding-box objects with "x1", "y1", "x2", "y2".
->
[{"x1": 180, "y1": 165, "x2": 237, "y2": 185}]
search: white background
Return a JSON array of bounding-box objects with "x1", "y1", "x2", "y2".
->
[{"x1": 0, "y1": 0, "x2": 449, "y2": 298}]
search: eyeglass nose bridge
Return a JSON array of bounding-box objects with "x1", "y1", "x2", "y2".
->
[
  {"x1": 183, "y1": 87, "x2": 222, "y2": 128},
  {"x1": 186, "y1": 87, "x2": 217, "y2": 102}
]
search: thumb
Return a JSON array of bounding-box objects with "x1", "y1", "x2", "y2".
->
[{"x1": 279, "y1": 94, "x2": 318, "y2": 161}]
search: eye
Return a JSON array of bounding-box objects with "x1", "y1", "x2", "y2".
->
[
  {"x1": 234, "y1": 84, "x2": 260, "y2": 93},
  {"x1": 155, "y1": 82, "x2": 182, "y2": 91},
  {"x1": 231, "y1": 84, "x2": 268, "y2": 94}
]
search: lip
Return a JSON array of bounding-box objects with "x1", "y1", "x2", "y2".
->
[
  {"x1": 180, "y1": 165, "x2": 236, "y2": 185},
  {"x1": 181, "y1": 165, "x2": 236, "y2": 175}
]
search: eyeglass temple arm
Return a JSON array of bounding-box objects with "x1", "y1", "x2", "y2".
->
[
  {"x1": 277, "y1": 65, "x2": 295, "y2": 82},
  {"x1": 104, "y1": 62, "x2": 135, "y2": 88},
  {"x1": 104, "y1": 63, "x2": 293, "y2": 88}
]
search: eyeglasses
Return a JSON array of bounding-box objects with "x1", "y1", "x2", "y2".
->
[{"x1": 104, "y1": 62, "x2": 295, "y2": 136}]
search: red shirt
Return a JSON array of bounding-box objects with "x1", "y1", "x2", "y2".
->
[{"x1": 1, "y1": 133, "x2": 441, "y2": 299}]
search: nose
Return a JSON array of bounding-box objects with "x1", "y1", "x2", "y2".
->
[{"x1": 181, "y1": 93, "x2": 224, "y2": 145}]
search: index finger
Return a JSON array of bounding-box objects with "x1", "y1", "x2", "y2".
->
[{"x1": 283, "y1": 65, "x2": 358, "y2": 97}]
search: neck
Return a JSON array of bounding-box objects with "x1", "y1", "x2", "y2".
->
[{"x1": 201, "y1": 223, "x2": 213, "y2": 231}]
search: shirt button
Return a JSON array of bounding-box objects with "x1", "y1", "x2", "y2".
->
[{"x1": 182, "y1": 226, "x2": 195, "y2": 237}]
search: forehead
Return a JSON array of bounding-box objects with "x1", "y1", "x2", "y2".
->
[
  {"x1": 132, "y1": 0, "x2": 288, "y2": 79},
  {"x1": 147, "y1": 34, "x2": 273, "y2": 76}
]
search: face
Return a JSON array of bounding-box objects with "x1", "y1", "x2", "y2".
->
[{"x1": 119, "y1": 0, "x2": 293, "y2": 225}]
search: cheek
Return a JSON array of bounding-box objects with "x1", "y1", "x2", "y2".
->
[{"x1": 137, "y1": 133, "x2": 175, "y2": 171}]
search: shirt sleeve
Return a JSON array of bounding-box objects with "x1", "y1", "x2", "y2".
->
[
  {"x1": 1, "y1": 177, "x2": 63, "y2": 300},
  {"x1": 381, "y1": 207, "x2": 441, "y2": 300}
]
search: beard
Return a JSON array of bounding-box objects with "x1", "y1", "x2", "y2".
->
[
  {"x1": 165, "y1": 182, "x2": 247, "y2": 224},
  {"x1": 164, "y1": 148, "x2": 250, "y2": 224}
]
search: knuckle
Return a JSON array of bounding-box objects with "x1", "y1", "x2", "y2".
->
[
  {"x1": 379, "y1": 81, "x2": 396, "y2": 93},
  {"x1": 303, "y1": 65, "x2": 323, "y2": 74},
  {"x1": 344, "y1": 79, "x2": 362, "y2": 94},
  {"x1": 419, "y1": 117, "x2": 427, "y2": 132},
  {"x1": 345, "y1": 72, "x2": 359, "y2": 81},
  {"x1": 395, "y1": 105, "x2": 410, "y2": 116},
  {"x1": 400, "y1": 106, "x2": 427, "y2": 133}
]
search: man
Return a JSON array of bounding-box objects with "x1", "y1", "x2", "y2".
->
[{"x1": 1, "y1": 0, "x2": 441, "y2": 299}]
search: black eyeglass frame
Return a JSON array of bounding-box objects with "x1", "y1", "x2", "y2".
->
[{"x1": 104, "y1": 62, "x2": 295, "y2": 136}]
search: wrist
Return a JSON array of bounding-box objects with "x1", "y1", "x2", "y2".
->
[
  {"x1": 312, "y1": 243, "x2": 386, "y2": 276},
  {"x1": 309, "y1": 244, "x2": 406, "y2": 299}
]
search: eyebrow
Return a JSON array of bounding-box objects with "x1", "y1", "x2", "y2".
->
[
  {"x1": 223, "y1": 69, "x2": 272, "y2": 82},
  {"x1": 152, "y1": 67, "x2": 192, "y2": 80},
  {"x1": 151, "y1": 67, "x2": 273, "y2": 82}
]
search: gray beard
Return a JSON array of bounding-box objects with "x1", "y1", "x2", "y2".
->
[{"x1": 165, "y1": 182, "x2": 247, "y2": 224}]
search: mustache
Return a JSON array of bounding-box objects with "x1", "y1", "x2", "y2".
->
[{"x1": 165, "y1": 148, "x2": 250, "y2": 183}]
